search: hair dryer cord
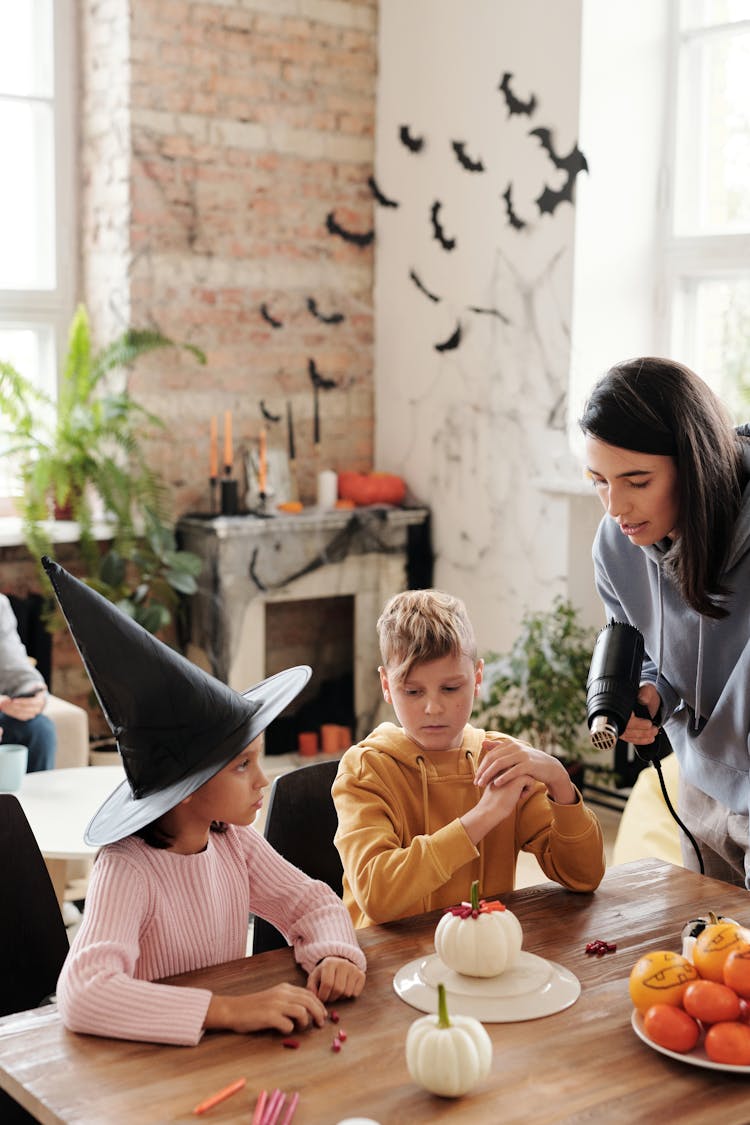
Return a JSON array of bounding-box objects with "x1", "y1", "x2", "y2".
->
[{"x1": 633, "y1": 745, "x2": 705, "y2": 875}]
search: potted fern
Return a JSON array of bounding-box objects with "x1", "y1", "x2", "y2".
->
[
  {"x1": 473, "y1": 598, "x2": 597, "y2": 782},
  {"x1": 0, "y1": 304, "x2": 204, "y2": 634}
]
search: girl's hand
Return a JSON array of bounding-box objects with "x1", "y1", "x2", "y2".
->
[
  {"x1": 307, "y1": 956, "x2": 366, "y2": 1003},
  {"x1": 620, "y1": 683, "x2": 662, "y2": 745},
  {"x1": 474, "y1": 738, "x2": 576, "y2": 805},
  {"x1": 204, "y1": 982, "x2": 327, "y2": 1035}
]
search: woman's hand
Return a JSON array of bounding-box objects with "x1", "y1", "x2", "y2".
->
[
  {"x1": 620, "y1": 683, "x2": 662, "y2": 746},
  {"x1": 307, "y1": 956, "x2": 366, "y2": 1003},
  {"x1": 204, "y1": 982, "x2": 328, "y2": 1035}
]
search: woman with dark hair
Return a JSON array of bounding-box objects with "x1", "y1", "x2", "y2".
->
[{"x1": 580, "y1": 356, "x2": 750, "y2": 886}]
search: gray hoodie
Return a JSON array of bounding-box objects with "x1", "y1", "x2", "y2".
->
[
  {"x1": 591, "y1": 443, "x2": 750, "y2": 815},
  {"x1": 0, "y1": 594, "x2": 47, "y2": 699}
]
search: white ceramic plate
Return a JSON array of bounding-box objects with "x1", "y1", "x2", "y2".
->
[
  {"x1": 393, "y1": 950, "x2": 580, "y2": 1022},
  {"x1": 631, "y1": 1009, "x2": 750, "y2": 1073}
]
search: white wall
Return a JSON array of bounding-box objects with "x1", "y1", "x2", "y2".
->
[{"x1": 374, "y1": 0, "x2": 590, "y2": 653}]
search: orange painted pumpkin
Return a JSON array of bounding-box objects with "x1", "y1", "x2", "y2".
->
[{"x1": 337, "y1": 471, "x2": 406, "y2": 506}]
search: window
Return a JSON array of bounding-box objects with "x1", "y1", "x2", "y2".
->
[
  {"x1": 666, "y1": 0, "x2": 750, "y2": 418},
  {"x1": 0, "y1": 0, "x2": 76, "y2": 498}
]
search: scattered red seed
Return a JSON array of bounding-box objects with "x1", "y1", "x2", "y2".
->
[
  {"x1": 281, "y1": 1038, "x2": 300, "y2": 1049},
  {"x1": 330, "y1": 1009, "x2": 340, "y2": 1023},
  {"x1": 332, "y1": 1038, "x2": 342, "y2": 1052},
  {"x1": 584, "y1": 940, "x2": 617, "y2": 957},
  {"x1": 336, "y1": 1029, "x2": 347, "y2": 1042}
]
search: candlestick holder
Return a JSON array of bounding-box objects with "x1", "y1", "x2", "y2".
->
[
  {"x1": 220, "y1": 477, "x2": 239, "y2": 516},
  {"x1": 209, "y1": 476, "x2": 218, "y2": 515},
  {"x1": 248, "y1": 490, "x2": 273, "y2": 518}
]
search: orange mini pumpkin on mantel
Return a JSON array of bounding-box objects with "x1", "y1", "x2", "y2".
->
[{"x1": 337, "y1": 470, "x2": 406, "y2": 507}]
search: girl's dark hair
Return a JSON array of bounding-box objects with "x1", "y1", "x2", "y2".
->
[
  {"x1": 134, "y1": 819, "x2": 229, "y2": 849},
  {"x1": 579, "y1": 356, "x2": 746, "y2": 619}
]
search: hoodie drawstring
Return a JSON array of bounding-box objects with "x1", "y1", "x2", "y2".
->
[{"x1": 417, "y1": 748, "x2": 486, "y2": 894}]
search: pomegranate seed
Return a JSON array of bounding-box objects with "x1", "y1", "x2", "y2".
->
[
  {"x1": 332, "y1": 1038, "x2": 342, "y2": 1052},
  {"x1": 330, "y1": 1009, "x2": 340, "y2": 1023},
  {"x1": 281, "y1": 1038, "x2": 300, "y2": 1049},
  {"x1": 336, "y1": 1029, "x2": 347, "y2": 1042}
]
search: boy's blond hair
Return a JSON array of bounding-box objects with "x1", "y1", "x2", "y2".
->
[{"x1": 376, "y1": 588, "x2": 477, "y2": 684}]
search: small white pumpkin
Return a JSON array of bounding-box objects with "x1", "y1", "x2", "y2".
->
[
  {"x1": 435, "y1": 880, "x2": 523, "y2": 978},
  {"x1": 405, "y1": 982, "x2": 492, "y2": 1098}
]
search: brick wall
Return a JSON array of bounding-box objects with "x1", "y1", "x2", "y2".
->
[
  {"x1": 83, "y1": 0, "x2": 378, "y2": 515},
  {"x1": 1, "y1": 1, "x2": 379, "y2": 734}
]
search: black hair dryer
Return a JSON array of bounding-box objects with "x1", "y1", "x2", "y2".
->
[{"x1": 586, "y1": 620, "x2": 645, "y2": 752}]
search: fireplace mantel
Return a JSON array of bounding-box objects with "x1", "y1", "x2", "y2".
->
[{"x1": 177, "y1": 506, "x2": 431, "y2": 740}]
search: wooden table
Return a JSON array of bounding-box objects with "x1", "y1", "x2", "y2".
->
[{"x1": 2, "y1": 859, "x2": 750, "y2": 1124}]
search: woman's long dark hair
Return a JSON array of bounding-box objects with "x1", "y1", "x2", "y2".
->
[{"x1": 580, "y1": 357, "x2": 747, "y2": 619}]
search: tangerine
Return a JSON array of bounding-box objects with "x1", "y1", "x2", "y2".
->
[
  {"x1": 683, "y1": 979, "x2": 741, "y2": 1024},
  {"x1": 628, "y1": 950, "x2": 698, "y2": 1012},
  {"x1": 704, "y1": 1021, "x2": 750, "y2": 1066},
  {"x1": 692, "y1": 923, "x2": 749, "y2": 983},
  {"x1": 643, "y1": 1004, "x2": 700, "y2": 1053},
  {"x1": 724, "y1": 947, "x2": 750, "y2": 999}
]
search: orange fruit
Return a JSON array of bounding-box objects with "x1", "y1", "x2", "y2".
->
[
  {"x1": 724, "y1": 948, "x2": 750, "y2": 999},
  {"x1": 629, "y1": 950, "x2": 698, "y2": 1012},
  {"x1": 692, "y1": 923, "x2": 750, "y2": 983},
  {"x1": 704, "y1": 1021, "x2": 750, "y2": 1066},
  {"x1": 643, "y1": 1004, "x2": 701, "y2": 1053},
  {"x1": 683, "y1": 979, "x2": 741, "y2": 1024}
]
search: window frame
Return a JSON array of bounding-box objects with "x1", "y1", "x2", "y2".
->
[{"x1": 659, "y1": 0, "x2": 750, "y2": 388}]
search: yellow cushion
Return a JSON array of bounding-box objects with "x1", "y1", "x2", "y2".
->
[{"x1": 612, "y1": 753, "x2": 682, "y2": 867}]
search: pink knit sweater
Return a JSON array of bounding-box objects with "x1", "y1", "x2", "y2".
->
[{"x1": 56, "y1": 826, "x2": 366, "y2": 1046}]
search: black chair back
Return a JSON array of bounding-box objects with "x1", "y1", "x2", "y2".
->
[
  {"x1": 252, "y1": 758, "x2": 343, "y2": 955},
  {"x1": 0, "y1": 795, "x2": 70, "y2": 1018}
]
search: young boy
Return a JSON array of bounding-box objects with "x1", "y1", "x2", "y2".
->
[{"x1": 333, "y1": 588, "x2": 605, "y2": 927}]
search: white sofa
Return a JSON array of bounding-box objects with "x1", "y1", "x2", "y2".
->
[{"x1": 45, "y1": 694, "x2": 89, "y2": 770}]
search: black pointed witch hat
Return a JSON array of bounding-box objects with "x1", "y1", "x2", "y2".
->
[{"x1": 42, "y1": 557, "x2": 310, "y2": 845}]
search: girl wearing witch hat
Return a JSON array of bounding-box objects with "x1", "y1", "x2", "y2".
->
[{"x1": 45, "y1": 558, "x2": 366, "y2": 1045}]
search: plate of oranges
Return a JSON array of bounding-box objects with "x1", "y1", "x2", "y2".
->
[{"x1": 629, "y1": 918, "x2": 750, "y2": 1072}]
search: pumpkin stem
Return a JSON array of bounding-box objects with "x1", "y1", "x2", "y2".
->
[
  {"x1": 437, "y1": 982, "x2": 451, "y2": 1029},
  {"x1": 470, "y1": 880, "x2": 480, "y2": 911}
]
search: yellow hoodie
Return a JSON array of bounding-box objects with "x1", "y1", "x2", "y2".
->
[{"x1": 333, "y1": 722, "x2": 605, "y2": 928}]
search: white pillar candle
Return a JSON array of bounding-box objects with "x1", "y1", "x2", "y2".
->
[{"x1": 317, "y1": 469, "x2": 338, "y2": 508}]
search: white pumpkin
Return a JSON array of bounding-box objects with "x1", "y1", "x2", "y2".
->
[
  {"x1": 406, "y1": 982, "x2": 492, "y2": 1098},
  {"x1": 435, "y1": 880, "x2": 523, "y2": 978}
]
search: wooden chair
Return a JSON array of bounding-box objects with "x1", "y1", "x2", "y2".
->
[{"x1": 252, "y1": 758, "x2": 343, "y2": 955}]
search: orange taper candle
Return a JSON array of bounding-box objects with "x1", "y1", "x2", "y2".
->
[
  {"x1": 223, "y1": 410, "x2": 232, "y2": 473},
  {"x1": 258, "y1": 427, "x2": 267, "y2": 494}
]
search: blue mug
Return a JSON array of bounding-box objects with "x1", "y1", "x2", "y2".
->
[{"x1": 0, "y1": 744, "x2": 29, "y2": 792}]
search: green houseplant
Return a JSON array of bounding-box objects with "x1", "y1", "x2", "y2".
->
[
  {"x1": 0, "y1": 304, "x2": 204, "y2": 634},
  {"x1": 473, "y1": 598, "x2": 597, "y2": 774}
]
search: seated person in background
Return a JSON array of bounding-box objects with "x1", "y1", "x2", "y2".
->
[
  {"x1": 333, "y1": 588, "x2": 605, "y2": 928},
  {"x1": 44, "y1": 558, "x2": 365, "y2": 1047},
  {"x1": 0, "y1": 593, "x2": 56, "y2": 771},
  {"x1": 613, "y1": 752, "x2": 682, "y2": 868}
]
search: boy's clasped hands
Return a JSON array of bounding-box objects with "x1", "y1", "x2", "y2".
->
[{"x1": 462, "y1": 736, "x2": 578, "y2": 846}]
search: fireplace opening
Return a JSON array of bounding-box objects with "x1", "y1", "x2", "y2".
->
[{"x1": 263, "y1": 595, "x2": 356, "y2": 756}]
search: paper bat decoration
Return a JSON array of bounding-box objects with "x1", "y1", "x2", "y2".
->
[
  {"x1": 502, "y1": 183, "x2": 527, "y2": 230},
  {"x1": 367, "y1": 175, "x2": 399, "y2": 208},
  {"x1": 529, "y1": 127, "x2": 589, "y2": 215},
  {"x1": 434, "y1": 322, "x2": 462, "y2": 353},
  {"x1": 451, "y1": 141, "x2": 485, "y2": 173},
  {"x1": 260, "y1": 303, "x2": 283, "y2": 329},
  {"x1": 430, "y1": 201, "x2": 457, "y2": 252},
  {"x1": 467, "y1": 305, "x2": 511, "y2": 326},
  {"x1": 399, "y1": 124, "x2": 425, "y2": 152},
  {"x1": 325, "y1": 211, "x2": 374, "y2": 247},
  {"x1": 260, "y1": 400, "x2": 281, "y2": 423},
  {"x1": 307, "y1": 297, "x2": 345, "y2": 325},
  {"x1": 498, "y1": 72, "x2": 537, "y2": 117},
  {"x1": 308, "y1": 357, "x2": 338, "y2": 389},
  {"x1": 409, "y1": 269, "x2": 441, "y2": 303}
]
